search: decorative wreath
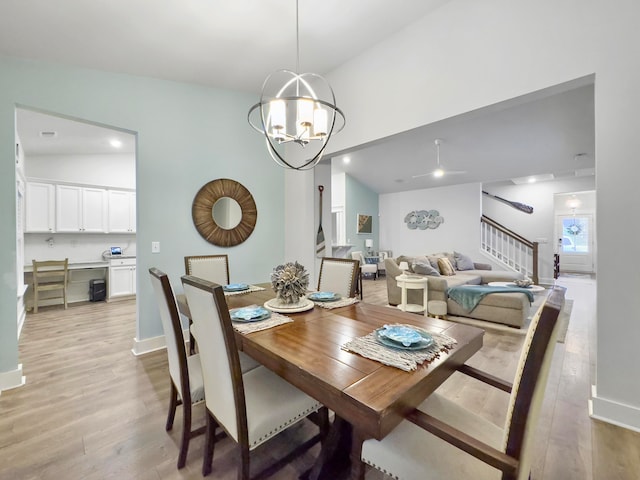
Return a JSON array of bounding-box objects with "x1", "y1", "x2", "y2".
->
[{"x1": 566, "y1": 223, "x2": 582, "y2": 236}]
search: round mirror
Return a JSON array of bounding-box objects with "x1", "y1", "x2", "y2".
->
[
  {"x1": 192, "y1": 178, "x2": 257, "y2": 247},
  {"x1": 212, "y1": 197, "x2": 242, "y2": 230}
]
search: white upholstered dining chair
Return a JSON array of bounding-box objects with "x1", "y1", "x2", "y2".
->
[
  {"x1": 351, "y1": 251, "x2": 378, "y2": 280},
  {"x1": 184, "y1": 254, "x2": 230, "y2": 353},
  {"x1": 317, "y1": 257, "x2": 360, "y2": 298},
  {"x1": 353, "y1": 286, "x2": 566, "y2": 480},
  {"x1": 149, "y1": 267, "x2": 205, "y2": 469},
  {"x1": 184, "y1": 254, "x2": 230, "y2": 285},
  {"x1": 181, "y1": 275, "x2": 329, "y2": 478}
]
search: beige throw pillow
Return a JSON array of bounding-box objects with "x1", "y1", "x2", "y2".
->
[{"x1": 437, "y1": 257, "x2": 456, "y2": 276}]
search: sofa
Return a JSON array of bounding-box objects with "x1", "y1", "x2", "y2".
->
[{"x1": 385, "y1": 253, "x2": 531, "y2": 328}]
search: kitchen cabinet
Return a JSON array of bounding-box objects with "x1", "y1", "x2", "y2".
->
[
  {"x1": 25, "y1": 181, "x2": 55, "y2": 232},
  {"x1": 56, "y1": 185, "x2": 107, "y2": 233},
  {"x1": 108, "y1": 257, "x2": 136, "y2": 299},
  {"x1": 108, "y1": 190, "x2": 136, "y2": 233}
]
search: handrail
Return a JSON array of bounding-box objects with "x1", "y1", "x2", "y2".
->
[
  {"x1": 480, "y1": 215, "x2": 539, "y2": 285},
  {"x1": 481, "y1": 215, "x2": 534, "y2": 248}
]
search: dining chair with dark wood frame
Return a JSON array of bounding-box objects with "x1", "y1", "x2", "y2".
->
[
  {"x1": 353, "y1": 285, "x2": 567, "y2": 480},
  {"x1": 181, "y1": 274, "x2": 329, "y2": 479},
  {"x1": 149, "y1": 267, "x2": 205, "y2": 469},
  {"x1": 317, "y1": 257, "x2": 360, "y2": 299}
]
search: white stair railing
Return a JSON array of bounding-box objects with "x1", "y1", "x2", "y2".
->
[{"x1": 480, "y1": 215, "x2": 539, "y2": 284}]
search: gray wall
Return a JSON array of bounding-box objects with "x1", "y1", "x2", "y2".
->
[{"x1": 0, "y1": 57, "x2": 284, "y2": 377}]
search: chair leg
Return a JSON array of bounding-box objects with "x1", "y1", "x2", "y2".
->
[
  {"x1": 350, "y1": 429, "x2": 367, "y2": 480},
  {"x1": 166, "y1": 383, "x2": 178, "y2": 431},
  {"x1": 63, "y1": 286, "x2": 68, "y2": 309},
  {"x1": 239, "y1": 443, "x2": 251, "y2": 480},
  {"x1": 203, "y1": 411, "x2": 216, "y2": 476},
  {"x1": 33, "y1": 288, "x2": 38, "y2": 313},
  {"x1": 177, "y1": 395, "x2": 192, "y2": 469},
  {"x1": 318, "y1": 407, "x2": 330, "y2": 444}
]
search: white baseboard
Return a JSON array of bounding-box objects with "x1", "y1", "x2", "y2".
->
[
  {"x1": 131, "y1": 335, "x2": 166, "y2": 356},
  {"x1": 590, "y1": 384, "x2": 640, "y2": 433},
  {"x1": 130, "y1": 329, "x2": 190, "y2": 356},
  {"x1": 0, "y1": 364, "x2": 26, "y2": 393}
]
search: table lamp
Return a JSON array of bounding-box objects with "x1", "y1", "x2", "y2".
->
[
  {"x1": 398, "y1": 261, "x2": 409, "y2": 275},
  {"x1": 365, "y1": 239, "x2": 373, "y2": 254}
]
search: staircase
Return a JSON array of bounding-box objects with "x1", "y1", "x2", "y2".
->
[{"x1": 480, "y1": 215, "x2": 539, "y2": 284}]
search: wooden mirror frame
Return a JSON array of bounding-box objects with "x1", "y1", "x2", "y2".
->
[{"x1": 192, "y1": 178, "x2": 257, "y2": 247}]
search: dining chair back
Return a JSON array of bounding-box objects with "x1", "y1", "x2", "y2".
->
[
  {"x1": 317, "y1": 257, "x2": 360, "y2": 298},
  {"x1": 32, "y1": 258, "x2": 69, "y2": 313},
  {"x1": 149, "y1": 267, "x2": 205, "y2": 469},
  {"x1": 184, "y1": 254, "x2": 230, "y2": 285},
  {"x1": 357, "y1": 286, "x2": 567, "y2": 480},
  {"x1": 181, "y1": 274, "x2": 328, "y2": 478}
]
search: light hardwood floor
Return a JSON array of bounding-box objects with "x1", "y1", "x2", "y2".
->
[{"x1": 1, "y1": 275, "x2": 638, "y2": 479}]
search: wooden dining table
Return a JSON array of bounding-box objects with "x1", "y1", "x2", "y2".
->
[{"x1": 177, "y1": 283, "x2": 484, "y2": 479}]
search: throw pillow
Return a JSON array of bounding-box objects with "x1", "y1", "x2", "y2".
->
[
  {"x1": 427, "y1": 255, "x2": 441, "y2": 270},
  {"x1": 454, "y1": 251, "x2": 475, "y2": 271},
  {"x1": 437, "y1": 257, "x2": 456, "y2": 276},
  {"x1": 412, "y1": 261, "x2": 441, "y2": 276}
]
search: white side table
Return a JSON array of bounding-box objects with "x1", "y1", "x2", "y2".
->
[{"x1": 395, "y1": 275, "x2": 428, "y2": 315}]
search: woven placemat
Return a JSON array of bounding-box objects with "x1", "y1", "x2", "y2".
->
[
  {"x1": 342, "y1": 324, "x2": 457, "y2": 372},
  {"x1": 230, "y1": 305, "x2": 292, "y2": 334},
  {"x1": 313, "y1": 297, "x2": 360, "y2": 309},
  {"x1": 224, "y1": 285, "x2": 267, "y2": 296}
]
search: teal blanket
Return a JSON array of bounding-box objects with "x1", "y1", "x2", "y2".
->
[{"x1": 447, "y1": 285, "x2": 534, "y2": 312}]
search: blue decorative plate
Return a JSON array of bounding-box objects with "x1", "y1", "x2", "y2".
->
[
  {"x1": 308, "y1": 291, "x2": 341, "y2": 302},
  {"x1": 230, "y1": 306, "x2": 271, "y2": 322},
  {"x1": 375, "y1": 325, "x2": 434, "y2": 350},
  {"x1": 223, "y1": 283, "x2": 250, "y2": 292}
]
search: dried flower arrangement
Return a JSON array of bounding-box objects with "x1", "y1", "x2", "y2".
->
[{"x1": 270, "y1": 261, "x2": 309, "y2": 304}]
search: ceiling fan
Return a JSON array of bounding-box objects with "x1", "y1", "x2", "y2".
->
[{"x1": 412, "y1": 138, "x2": 467, "y2": 179}]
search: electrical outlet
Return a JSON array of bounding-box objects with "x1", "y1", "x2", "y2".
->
[{"x1": 151, "y1": 241, "x2": 160, "y2": 253}]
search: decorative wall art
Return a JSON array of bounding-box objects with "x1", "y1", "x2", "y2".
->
[
  {"x1": 404, "y1": 209, "x2": 444, "y2": 230},
  {"x1": 357, "y1": 214, "x2": 373, "y2": 234},
  {"x1": 482, "y1": 190, "x2": 534, "y2": 214},
  {"x1": 192, "y1": 178, "x2": 257, "y2": 247}
]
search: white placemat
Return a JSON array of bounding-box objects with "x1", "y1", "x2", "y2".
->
[
  {"x1": 342, "y1": 324, "x2": 457, "y2": 372},
  {"x1": 224, "y1": 285, "x2": 266, "y2": 296},
  {"x1": 230, "y1": 305, "x2": 293, "y2": 334},
  {"x1": 313, "y1": 297, "x2": 360, "y2": 309}
]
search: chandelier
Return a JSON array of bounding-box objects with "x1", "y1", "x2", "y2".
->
[{"x1": 248, "y1": 0, "x2": 345, "y2": 170}]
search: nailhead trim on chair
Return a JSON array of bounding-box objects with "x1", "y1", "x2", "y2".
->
[
  {"x1": 363, "y1": 459, "x2": 401, "y2": 480},
  {"x1": 249, "y1": 403, "x2": 323, "y2": 449}
]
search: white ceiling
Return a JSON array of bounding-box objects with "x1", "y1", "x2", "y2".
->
[
  {"x1": 4, "y1": 0, "x2": 595, "y2": 192},
  {"x1": 0, "y1": 0, "x2": 449, "y2": 93}
]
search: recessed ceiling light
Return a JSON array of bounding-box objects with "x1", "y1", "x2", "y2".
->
[
  {"x1": 110, "y1": 139, "x2": 123, "y2": 148},
  {"x1": 39, "y1": 131, "x2": 57, "y2": 138},
  {"x1": 511, "y1": 173, "x2": 554, "y2": 185},
  {"x1": 343, "y1": 156, "x2": 350, "y2": 164}
]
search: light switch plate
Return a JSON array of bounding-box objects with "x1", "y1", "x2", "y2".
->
[{"x1": 152, "y1": 241, "x2": 160, "y2": 253}]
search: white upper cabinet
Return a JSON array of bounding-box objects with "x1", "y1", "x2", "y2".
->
[
  {"x1": 25, "y1": 181, "x2": 55, "y2": 232},
  {"x1": 108, "y1": 190, "x2": 136, "y2": 233},
  {"x1": 56, "y1": 185, "x2": 107, "y2": 233}
]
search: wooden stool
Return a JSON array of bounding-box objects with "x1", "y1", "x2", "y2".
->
[{"x1": 428, "y1": 300, "x2": 447, "y2": 318}]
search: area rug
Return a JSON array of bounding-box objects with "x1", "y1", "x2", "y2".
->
[{"x1": 444, "y1": 296, "x2": 573, "y2": 343}]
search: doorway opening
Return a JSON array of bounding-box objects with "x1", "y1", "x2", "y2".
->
[{"x1": 15, "y1": 106, "x2": 137, "y2": 336}]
